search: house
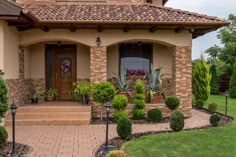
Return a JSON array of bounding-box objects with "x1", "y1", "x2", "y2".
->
[{"x1": 0, "y1": 0, "x2": 228, "y2": 119}]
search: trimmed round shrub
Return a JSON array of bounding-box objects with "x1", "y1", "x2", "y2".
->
[
  {"x1": 170, "y1": 111, "x2": 185, "y2": 132},
  {"x1": 210, "y1": 114, "x2": 221, "y2": 127},
  {"x1": 132, "y1": 108, "x2": 145, "y2": 120},
  {"x1": 0, "y1": 126, "x2": 8, "y2": 145},
  {"x1": 196, "y1": 99, "x2": 204, "y2": 108},
  {"x1": 133, "y1": 99, "x2": 145, "y2": 109},
  {"x1": 208, "y1": 103, "x2": 217, "y2": 113},
  {"x1": 113, "y1": 111, "x2": 128, "y2": 123},
  {"x1": 112, "y1": 94, "x2": 128, "y2": 110},
  {"x1": 117, "y1": 118, "x2": 132, "y2": 139},
  {"x1": 92, "y1": 82, "x2": 116, "y2": 103},
  {"x1": 134, "y1": 80, "x2": 144, "y2": 94},
  {"x1": 134, "y1": 94, "x2": 145, "y2": 100},
  {"x1": 105, "y1": 150, "x2": 127, "y2": 157},
  {"x1": 0, "y1": 76, "x2": 8, "y2": 118},
  {"x1": 165, "y1": 96, "x2": 180, "y2": 110},
  {"x1": 147, "y1": 108, "x2": 162, "y2": 122}
]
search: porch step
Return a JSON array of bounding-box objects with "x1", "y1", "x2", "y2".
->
[{"x1": 5, "y1": 106, "x2": 91, "y2": 126}]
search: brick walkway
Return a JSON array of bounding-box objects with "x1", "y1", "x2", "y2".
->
[{"x1": 6, "y1": 109, "x2": 210, "y2": 157}]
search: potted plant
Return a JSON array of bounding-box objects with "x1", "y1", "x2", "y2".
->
[
  {"x1": 144, "y1": 65, "x2": 162, "y2": 104},
  {"x1": 31, "y1": 89, "x2": 38, "y2": 104},
  {"x1": 45, "y1": 88, "x2": 57, "y2": 101},
  {"x1": 113, "y1": 67, "x2": 134, "y2": 102},
  {"x1": 78, "y1": 81, "x2": 92, "y2": 104}
]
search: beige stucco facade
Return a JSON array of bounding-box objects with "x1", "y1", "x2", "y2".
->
[{"x1": 0, "y1": 21, "x2": 19, "y2": 79}]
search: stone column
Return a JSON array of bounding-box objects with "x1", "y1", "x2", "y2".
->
[
  {"x1": 90, "y1": 46, "x2": 107, "y2": 83},
  {"x1": 172, "y1": 46, "x2": 192, "y2": 117}
]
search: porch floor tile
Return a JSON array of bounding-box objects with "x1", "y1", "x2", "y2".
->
[{"x1": 6, "y1": 109, "x2": 210, "y2": 157}]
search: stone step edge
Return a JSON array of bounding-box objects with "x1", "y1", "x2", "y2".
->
[
  {"x1": 15, "y1": 112, "x2": 91, "y2": 114},
  {"x1": 6, "y1": 118, "x2": 90, "y2": 122}
]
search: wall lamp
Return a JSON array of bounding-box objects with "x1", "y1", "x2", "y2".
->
[{"x1": 96, "y1": 37, "x2": 101, "y2": 46}]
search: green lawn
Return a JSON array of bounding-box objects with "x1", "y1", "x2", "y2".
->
[{"x1": 121, "y1": 95, "x2": 236, "y2": 157}]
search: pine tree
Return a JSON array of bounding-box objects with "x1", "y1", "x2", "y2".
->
[
  {"x1": 229, "y1": 62, "x2": 236, "y2": 98},
  {"x1": 193, "y1": 56, "x2": 211, "y2": 101},
  {"x1": 0, "y1": 76, "x2": 8, "y2": 118},
  {"x1": 210, "y1": 64, "x2": 219, "y2": 95}
]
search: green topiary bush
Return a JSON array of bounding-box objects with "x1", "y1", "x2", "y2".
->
[
  {"x1": 147, "y1": 108, "x2": 162, "y2": 122},
  {"x1": 132, "y1": 108, "x2": 145, "y2": 120},
  {"x1": 193, "y1": 55, "x2": 211, "y2": 101},
  {"x1": 92, "y1": 82, "x2": 116, "y2": 120},
  {"x1": 105, "y1": 150, "x2": 127, "y2": 157},
  {"x1": 230, "y1": 62, "x2": 236, "y2": 98},
  {"x1": 208, "y1": 103, "x2": 217, "y2": 113},
  {"x1": 117, "y1": 118, "x2": 132, "y2": 139},
  {"x1": 210, "y1": 113, "x2": 221, "y2": 127},
  {"x1": 0, "y1": 76, "x2": 8, "y2": 118},
  {"x1": 210, "y1": 64, "x2": 219, "y2": 95},
  {"x1": 133, "y1": 99, "x2": 145, "y2": 109},
  {"x1": 170, "y1": 110, "x2": 185, "y2": 132},
  {"x1": 0, "y1": 126, "x2": 8, "y2": 145},
  {"x1": 134, "y1": 80, "x2": 144, "y2": 93},
  {"x1": 112, "y1": 111, "x2": 128, "y2": 123},
  {"x1": 195, "y1": 99, "x2": 204, "y2": 108},
  {"x1": 132, "y1": 79, "x2": 146, "y2": 120},
  {"x1": 165, "y1": 96, "x2": 180, "y2": 110},
  {"x1": 112, "y1": 94, "x2": 128, "y2": 110}
]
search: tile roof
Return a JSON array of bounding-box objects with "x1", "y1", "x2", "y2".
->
[{"x1": 22, "y1": 3, "x2": 227, "y2": 25}]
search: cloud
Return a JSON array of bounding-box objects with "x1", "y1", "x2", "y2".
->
[{"x1": 166, "y1": 0, "x2": 236, "y2": 59}]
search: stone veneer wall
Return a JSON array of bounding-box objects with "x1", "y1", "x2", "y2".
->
[
  {"x1": 90, "y1": 46, "x2": 107, "y2": 83},
  {"x1": 172, "y1": 46, "x2": 192, "y2": 117},
  {"x1": 92, "y1": 103, "x2": 172, "y2": 118},
  {"x1": 6, "y1": 79, "x2": 45, "y2": 105}
]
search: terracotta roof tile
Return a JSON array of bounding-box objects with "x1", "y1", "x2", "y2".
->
[{"x1": 22, "y1": 3, "x2": 227, "y2": 24}]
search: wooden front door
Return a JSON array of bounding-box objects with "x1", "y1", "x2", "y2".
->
[{"x1": 46, "y1": 45, "x2": 76, "y2": 101}]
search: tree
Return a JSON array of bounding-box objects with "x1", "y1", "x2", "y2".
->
[
  {"x1": 0, "y1": 76, "x2": 8, "y2": 121},
  {"x1": 210, "y1": 64, "x2": 219, "y2": 95},
  {"x1": 229, "y1": 62, "x2": 236, "y2": 98},
  {"x1": 193, "y1": 56, "x2": 211, "y2": 101},
  {"x1": 205, "y1": 14, "x2": 236, "y2": 75},
  {"x1": 92, "y1": 82, "x2": 116, "y2": 120}
]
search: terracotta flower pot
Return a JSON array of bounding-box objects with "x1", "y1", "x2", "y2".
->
[
  {"x1": 118, "y1": 92, "x2": 132, "y2": 103},
  {"x1": 149, "y1": 92, "x2": 159, "y2": 104}
]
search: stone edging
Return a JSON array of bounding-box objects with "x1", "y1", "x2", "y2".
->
[{"x1": 92, "y1": 124, "x2": 211, "y2": 157}]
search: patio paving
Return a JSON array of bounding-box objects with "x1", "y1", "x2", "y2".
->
[{"x1": 6, "y1": 109, "x2": 210, "y2": 157}]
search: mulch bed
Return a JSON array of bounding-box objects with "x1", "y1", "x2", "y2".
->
[
  {"x1": 95, "y1": 108, "x2": 234, "y2": 157},
  {"x1": 0, "y1": 142, "x2": 32, "y2": 157}
]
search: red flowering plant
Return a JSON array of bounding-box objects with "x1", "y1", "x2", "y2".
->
[
  {"x1": 136, "y1": 69, "x2": 147, "y2": 76},
  {"x1": 127, "y1": 69, "x2": 136, "y2": 76}
]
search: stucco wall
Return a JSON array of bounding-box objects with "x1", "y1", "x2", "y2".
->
[
  {"x1": 3, "y1": 22, "x2": 19, "y2": 79},
  {"x1": 77, "y1": 44, "x2": 90, "y2": 79},
  {"x1": 19, "y1": 29, "x2": 192, "y2": 47},
  {"x1": 153, "y1": 43, "x2": 173, "y2": 77},
  {"x1": 0, "y1": 21, "x2": 4, "y2": 71},
  {"x1": 107, "y1": 45, "x2": 119, "y2": 78},
  {"x1": 28, "y1": 43, "x2": 45, "y2": 79}
]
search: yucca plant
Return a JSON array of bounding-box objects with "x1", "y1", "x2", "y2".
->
[
  {"x1": 113, "y1": 67, "x2": 134, "y2": 95},
  {"x1": 144, "y1": 65, "x2": 162, "y2": 100}
]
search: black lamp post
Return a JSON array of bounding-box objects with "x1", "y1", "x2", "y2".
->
[
  {"x1": 102, "y1": 101, "x2": 114, "y2": 154},
  {"x1": 10, "y1": 103, "x2": 17, "y2": 157},
  {"x1": 225, "y1": 90, "x2": 229, "y2": 115}
]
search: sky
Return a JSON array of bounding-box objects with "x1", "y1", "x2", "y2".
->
[{"x1": 166, "y1": 0, "x2": 236, "y2": 60}]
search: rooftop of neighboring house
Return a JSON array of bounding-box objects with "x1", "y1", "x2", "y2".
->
[{"x1": 0, "y1": 0, "x2": 230, "y2": 38}]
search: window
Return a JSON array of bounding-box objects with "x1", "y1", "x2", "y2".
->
[{"x1": 119, "y1": 43, "x2": 152, "y2": 74}]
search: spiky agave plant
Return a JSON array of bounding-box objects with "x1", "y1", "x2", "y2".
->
[
  {"x1": 144, "y1": 65, "x2": 162, "y2": 100},
  {"x1": 113, "y1": 67, "x2": 134, "y2": 95}
]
